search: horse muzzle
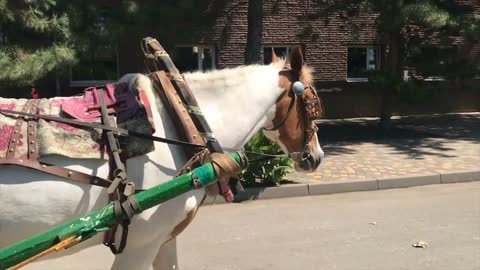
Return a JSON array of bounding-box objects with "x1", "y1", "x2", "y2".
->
[{"x1": 290, "y1": 151, "x2": 322, "y2": 172}]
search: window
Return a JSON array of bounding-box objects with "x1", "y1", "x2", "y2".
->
[
  {"x1": 173, "y1": 46, "x2": 215, "y2": 73},
  {"x1": 70, "y1": 44, "x2": 119, "y2": 87},
  {"x1": 347, "y1": 47, "x2": 380, "y2": 81},
  {"x1": 263, "y1": 46, "x2": 295, "y2": 64}
]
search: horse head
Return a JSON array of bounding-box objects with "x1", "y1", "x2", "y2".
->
[{"x1": 263, "y1": 47, "x2": 324, "y2": 172}]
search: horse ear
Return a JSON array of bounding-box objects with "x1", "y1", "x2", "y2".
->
[
  {"x1": 288, "y1": 46, "x2": 304, "y2": 73},
  {"x1": 271, "y1": 48, "x2": 280, "y2": 63}
]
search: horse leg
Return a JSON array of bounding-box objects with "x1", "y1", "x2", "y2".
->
[
  {"x1": 152, "y1": 206, "x2": 199, "y2": 270},
  {"x1": 111, "y1": 237, "x2": 165, "y2": 270},
  {"x1": 152, "y1": 238, "x2": 178, "y2": 270}
]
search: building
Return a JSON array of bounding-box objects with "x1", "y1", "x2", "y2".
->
[{"x1": 66, "y1": 0, "x2": 480, "y2": 118}]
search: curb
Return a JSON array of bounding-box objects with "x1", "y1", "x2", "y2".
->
[{"x1": 203, "y1": 169, "x2": 480, "y2": 205}]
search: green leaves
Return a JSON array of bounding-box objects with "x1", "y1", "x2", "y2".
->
[
  {"x1": 403, "y1": 2, "x2": 450, "y2": 29},
  {"x1": 20, "y1": 9, "x2": 71, "y2": 39},
  {"x1": 0, "y1": 0, "x2": 76, "y2": 87},
  {"x1": 0, "y1": 45, "x2": 75, "y2": 85},
  {"x1": 242, "y1": 132, "x2": 294, "y2": 187}
]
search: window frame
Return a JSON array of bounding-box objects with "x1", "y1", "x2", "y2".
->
[
  {"x1": 346, "y1": 46, "x2": 381, "y2": 82},
  {"x1": 263, "y1": 45, "x2": 298, "y2": 64},
  {"x1": 174, "y1": 45, "x2": 216, "y2": 72}
]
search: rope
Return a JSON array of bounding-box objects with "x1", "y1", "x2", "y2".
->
[{"x1": 8, "y1": 236, "x2": 82, "y2": 270}]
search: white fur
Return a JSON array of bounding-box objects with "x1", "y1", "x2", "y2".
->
[{"x1": 0, "y1": 62, "x2": 323, "y2": 269}]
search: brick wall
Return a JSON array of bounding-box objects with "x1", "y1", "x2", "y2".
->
[
  {"x1": 116, "y1": 0, "x2": 479, "y2": 118},
  {"x1": 190, "y1": 0, "x2": 380, "y2": 81},
  {"x1": 118, "y1": 0, "x2": 380, "y2": 81},
  {"x1": 119, "y1": 0, "x2": 478, "y2": 82}
]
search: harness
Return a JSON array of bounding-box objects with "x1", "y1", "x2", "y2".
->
[
  {"x1": 141, "y1": 37, "x2": 241, "y2": 201},
  {"x1": 0, "y1": 38, "x2": 323, "y2": 255},
  {"x1": 263, "y1": 73, "x2": 323, "y2": 162}
]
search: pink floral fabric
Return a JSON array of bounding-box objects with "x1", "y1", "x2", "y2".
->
[
  {"x1": 0, "y1": 103, "x2": 15, "y2": 111},
  {"x1": 0, "y1": 125, "x2": 14, "y2": 151},
  {"x1": 0, "y1": 86, "x2": 154, "y2": 160}
]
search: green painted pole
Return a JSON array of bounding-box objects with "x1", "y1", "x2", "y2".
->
[{"x1": 0, "y1": 152, "x2": 246, "y2": 269}]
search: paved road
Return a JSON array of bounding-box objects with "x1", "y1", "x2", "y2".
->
[
  {"x1": 21, "y1": 182, "x2": 480, "y2": 270},
  {"x1": 178, "y1": 182, "x2": 480, "y2": 270},
  {"x1": 289, "y1": 113, "x2": 480, "y2": 182}
]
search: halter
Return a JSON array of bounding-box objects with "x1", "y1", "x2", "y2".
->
[{"x1": 263, "y1": 76, "x2": 323, "y2": 162}]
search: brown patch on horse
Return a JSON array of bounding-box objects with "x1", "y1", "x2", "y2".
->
[
  {"x1": 271, "y1": 48, "x2": 281, "y2": 63},
  {"x1": 289, "y1": 47, "x2": 304, "y2": 74},
  {"x1": 166, "y1": 207, "x2": 199, "y2": 243},
  {"x1": 273, "y1": 63, "x2": 321, "y2": 154}
]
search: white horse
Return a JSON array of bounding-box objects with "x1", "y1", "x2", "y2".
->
[{"x1": 0, "y1": 48, "x2": 324, "y2": 269}]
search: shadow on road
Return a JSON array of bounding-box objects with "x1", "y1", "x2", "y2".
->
[{"x1": 316, "y1": 113, "x2": 480, "y2": 159}]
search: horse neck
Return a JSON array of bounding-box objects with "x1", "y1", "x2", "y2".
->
[{"x1": 182, "y1": 64, "x2": 283, "y2": 149}]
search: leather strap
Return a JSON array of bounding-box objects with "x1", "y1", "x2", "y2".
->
[
  {"x1": 0, "y1": 158, "x2": 112, "y2": 187},
  {"x1": 27, "y1": 99, "x2": 40, "y2": 160},
  {"x1": 142, "y1": 37, "x2": 241, "y2": 202},
  {"x1": 0, "y1": 108, "x2": 206, "y2": 149},
  {"x1": 150, "y1": 70, "x2": 221, "y2": 196},
  {"x1": 150, "y1": 71, "x2": 205, "y2": 153},
  {"x1": 6, "y1": 101, "x2": 32, "y2": 158},
  {"x1": 1, "y1": 99, "x2": 112, "y2": 188}
]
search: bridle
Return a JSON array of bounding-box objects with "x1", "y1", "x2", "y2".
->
[{"x1": 263, "y1": 71, "x2": 323, "y2": 162}]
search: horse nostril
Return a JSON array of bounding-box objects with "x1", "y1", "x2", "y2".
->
[
  {"x1": 302, "y1": 152, "x2": 311, "y2": 160},
  {"x1": 307, "y1": 153, "x2": 321, "y2": 170}
]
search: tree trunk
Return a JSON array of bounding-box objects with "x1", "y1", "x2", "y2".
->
[
  {"x1": 244, "y1": 0, "x2": 263, "y2": 64},
  {"x1": 380, "y1": 33, "x2": 403, "y2": 133}
]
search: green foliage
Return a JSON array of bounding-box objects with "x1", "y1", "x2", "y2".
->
[
  {"x1": 402, "y1": 2, "x2": 450, "y2": 28},
  {"x1": 313, "y1": 0, "x2": 476, "y2": 74},
  {"x1": 242, "y1": 132, "x2": 293, "y2": 187},
  {"x1": 0, "y1": 0, "x2": 75, "y2": 86},
  {"x1": 0, "y1": 0, "x2": 228, "y2": 91},
  {"x1": 0, "y1": 45, "x2": 75, "y2": 83}
]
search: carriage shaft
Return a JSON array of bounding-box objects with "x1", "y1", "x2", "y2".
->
[{"x1": 0, "y1": 152, "x2": 245, "y2": 269}]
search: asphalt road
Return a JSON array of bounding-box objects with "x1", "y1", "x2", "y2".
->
[
  {"x1": 178, "y1": 182, "x2": 480, "y2": 270},
  {"x1": 21, "y1": 182, "x2": 480, "y2": 270}
]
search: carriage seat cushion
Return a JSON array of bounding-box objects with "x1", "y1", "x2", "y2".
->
[
  {"x1": 0, "y1": 83, "x2": 155, "y2": 160},
  {"x1": 61, "y1": 83, "x2": 151, "y2": 124}
]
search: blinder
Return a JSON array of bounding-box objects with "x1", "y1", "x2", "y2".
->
[
  {"x1": 265, "y1": 79, "x2": 322, "y2": 164},
  {"x1": 294, "y1": 82, "x2": 322, "y2": 162},
  {"x1": 291, "y1": 81, "x2": 323, "y2": 121}
]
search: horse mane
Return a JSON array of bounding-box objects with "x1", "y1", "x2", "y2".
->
[
  {"x1": 183, "y1": 61, "x2": 282, "y2": 85},
  {"x1": 183, "y1": 59, "x2": 314, "y2": 88},
  {"x1": 301, "y1": 65, "x2": 314, "y2": 86}
]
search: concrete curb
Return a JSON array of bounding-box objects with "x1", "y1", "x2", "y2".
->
[{"x1": 203, "y1": 170, "x2": 480, "y2": 205}]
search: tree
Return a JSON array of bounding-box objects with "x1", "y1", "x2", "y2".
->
[
  {"x1": 0, "y1": 0, "x2": 75, "y2": 92},
  {"x1": 244, "y1": 0, "x2": 263, "y2": 64},
  {"x1": 314, "y1": 0, "x2": 477, "y2": 132},
  {"x1": 0, "y1": 0, "x2": 148, "y2": 96}
]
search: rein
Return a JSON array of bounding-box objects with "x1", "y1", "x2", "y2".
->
[
  {"x1": 263, "y1": 89, "x2": 297, "y2": 132},
  {"x1": 0, "y1": 108, "x2": 206, "y2": 149},
  {"x1": 0, "y1": 109, "x2": 294, "y2": 162}
]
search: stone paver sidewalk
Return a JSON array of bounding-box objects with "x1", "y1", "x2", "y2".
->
[{"x1": 288, "y1": 112, "x2": 480, "y2": 183}]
